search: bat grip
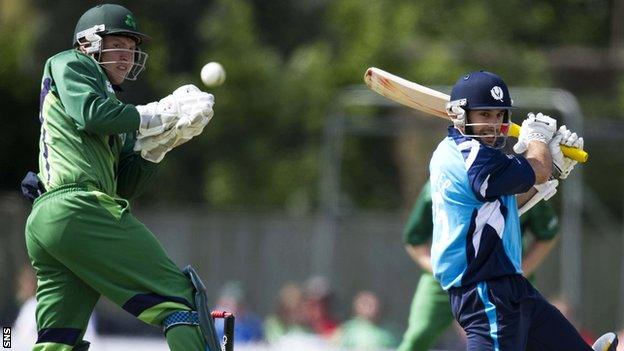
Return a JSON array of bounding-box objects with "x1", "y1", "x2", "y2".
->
[{"x1": 509, "y1": 123, "x2": 588, "y2": 163}]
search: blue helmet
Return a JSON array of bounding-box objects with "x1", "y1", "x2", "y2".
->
[
  {"x1": 449, "y1": 71, "x2": 513, "y2": 110},
  {"x1": 446, "y1": 71, "x2": 513, "y2": 148}
]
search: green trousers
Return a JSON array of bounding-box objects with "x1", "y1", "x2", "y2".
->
[
  {"x1": 397, "y1": 273, "x2": 454, "y2": 351},
  {"x1": 25, "y1": 186, "x2": 205, "y2": 351}
]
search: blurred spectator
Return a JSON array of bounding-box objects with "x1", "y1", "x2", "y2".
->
[
  {"x1": 336, "y1": 290, "x2": 397, "y2": 350},
  {"x1": 617, "y1": 328, "x2": 624, "y2": 351},
  {"x1": 550, "y1": 294, "x2": 596, "y2": 345},
  {"x1": 264, "y1": 282, "x2": 311, "y2": 343},
  {"x1": 214, "y1": 281, "x2": 264, "y2": 343},
  {"x1": 11, "y1": 264, "x2": 98, "y2": 349},
  {"x1": 304, "y1": 275, "x2": 338, "y2": 338}
]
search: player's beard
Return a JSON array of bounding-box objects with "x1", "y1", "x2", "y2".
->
[
  {"x1": 480, "y1": 128, "x2": 498, "y2": 146},
  {"x1": 474, "y1": 125, "x2": 507, "y2": 148}
]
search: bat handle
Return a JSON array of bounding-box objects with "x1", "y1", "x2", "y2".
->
[{"x1": 509, "y1": 123, "x2": 588, "y2": 163}]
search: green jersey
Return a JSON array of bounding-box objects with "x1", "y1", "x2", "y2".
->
[
  {"x1": 519, "y1": 198, "x2": 559, "y2": 240},
  {"x1": 403, "y1": 182, "x2": 434, "y2": 246},
  {"x1": 403, "y1": 181, "x2": 559, "y2": 246},
  {"x1": 38, "y1": 49, "x2": 156, "y2": 199}
]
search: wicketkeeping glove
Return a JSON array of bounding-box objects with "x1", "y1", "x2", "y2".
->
[
  {"x1": 135, "y1": 94, "x2": 179, "y2": 137},
  {"x1": 135, "y1": 84, "x2": 214, "y2": 138},
  {"x1": 136, "y1": 110, "x2": 211, "y2": 163},
  {"x1": 172, "y1": 84, "x2": 214, "y2": 122},
  {"x1": 513, "y1": 112, "x2": 557, "y2": 154},
  {"x1": 134, "y1": 85, "x2": 214, "y2": 163}
]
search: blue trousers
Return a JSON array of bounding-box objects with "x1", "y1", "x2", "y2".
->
[{"x1": 448, "y1": 274, "x2": 591, "y2": 351}]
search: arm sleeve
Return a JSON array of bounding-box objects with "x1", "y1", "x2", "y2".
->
[
  {"x1": 403, "y1": 182, "x2": 434, "y2": 245},
  {"x1": 51, "y1": 55, "x2": 140, "y2": 135},
  {"x1": 116, "y1": 133, "x2": 159, "y2": 199},
  {"x1": 525, "y1": 201, "x2": 560, "y2": 240},
  {"x1": 465, "y1": 146, "x2": 536, "y2": 202}
]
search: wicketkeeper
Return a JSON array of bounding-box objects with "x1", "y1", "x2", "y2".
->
[{"x1": 22, "y1": 4, "x2": 222, "y2": 351}]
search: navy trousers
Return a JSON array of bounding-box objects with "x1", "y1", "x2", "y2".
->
[{"x1": 448, "y1": 274, "x2": 592, "y2": 351}]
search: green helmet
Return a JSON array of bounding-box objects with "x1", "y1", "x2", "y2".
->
[
  {"x1": 73, "y1": 4, "x2": 150, "y2": 82},
  {"x1": 73, "y1": 4, "x2": 150, "y2": 47}
]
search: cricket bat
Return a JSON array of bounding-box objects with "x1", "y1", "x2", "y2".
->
[{"x1": 364, "y1": 67, "x2": 588, "y2": 163}]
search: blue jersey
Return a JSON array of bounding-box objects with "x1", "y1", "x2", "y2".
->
[{"x1": 430, "y1": 127, "x2": 536, "y2": 290}]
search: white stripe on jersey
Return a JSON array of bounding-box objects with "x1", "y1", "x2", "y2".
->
[
  {"x1": 480, "y1": 174, "x2": 490, "y2": 198},
  {"x1": 472, "y1": 200, "x2": 506, "y2": 256},
  {"x1": 457, "y1": 139, "x2": 480, "y2": 170}
]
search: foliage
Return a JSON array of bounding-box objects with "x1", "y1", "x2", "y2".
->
[{"x1": 0, "y1": 0, "x2": 617, "y2": 211}]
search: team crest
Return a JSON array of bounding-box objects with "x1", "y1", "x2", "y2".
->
[
  {"x1": 490, "y1": 86, "x2": 504, "y2": 102},
  {"x1": 125, "y1": 14, "x2": 136, "y2": 29}
]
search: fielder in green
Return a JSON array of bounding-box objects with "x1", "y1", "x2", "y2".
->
[
  {"x1": 22, "y1": 4, "x2": 219, "y2": 351},
  {"x1": 397, "y1": 180, "x2": 559, "y2": 351}
]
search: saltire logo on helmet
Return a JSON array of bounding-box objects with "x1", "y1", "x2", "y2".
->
[{"x1": 490, "y1": 86, "x2": 504, "y2": 102}]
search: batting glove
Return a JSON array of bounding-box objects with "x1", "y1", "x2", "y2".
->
[
  {"x1": 513, "y1": 113, "x2": 557, "y2": 154},
  {"x1": 518, "y1": 178, "x2": 559, "y2": 216},
  {"x1": 552, "y1": 125, "x2": 584, "y2": 179}
]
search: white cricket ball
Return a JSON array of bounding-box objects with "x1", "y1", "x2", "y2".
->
[{"x1": 200, "y1": 62, "x2": 226, "y2": 87}]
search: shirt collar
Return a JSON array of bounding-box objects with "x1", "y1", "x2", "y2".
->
[{"x1": 447, "y1": 126, "x2": 469, "y2": 142}]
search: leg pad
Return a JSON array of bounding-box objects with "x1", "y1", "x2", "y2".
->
[
  {"x1": 183, "y1": 265, "x2": 221, "y2": 351},
  {"x1": 163, "y1": 311, "x2": 200, "y2": 333}
]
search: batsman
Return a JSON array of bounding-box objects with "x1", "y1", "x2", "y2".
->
[
  {"x1": 428, "y1": 70, "x2": 617, "y2": 351},
  {"x1": 398, "y1": 181, "x2": 560, "y2": 351},
  {"x1": 22, "y1": 4, "x2": 221, "y2": 351}
]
